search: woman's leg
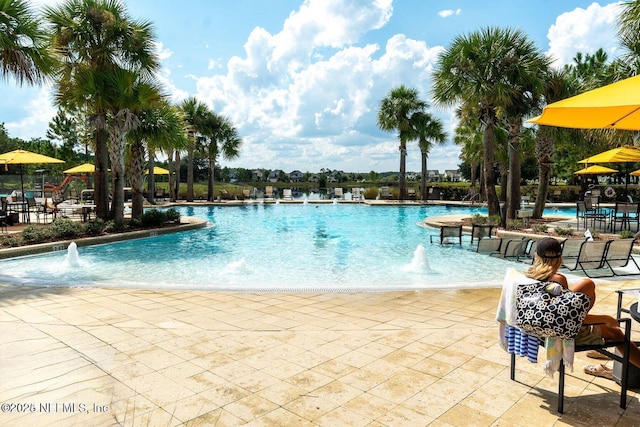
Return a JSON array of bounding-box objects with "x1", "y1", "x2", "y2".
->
[
  {"x1": 600, "y1": 325, "x2": 640, "y2": 368},
  {"x1": 569, "y1": 278, "x2": 596, "y2": 310}
]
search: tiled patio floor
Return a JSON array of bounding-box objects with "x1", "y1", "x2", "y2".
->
[{"x1": 1, "y1": 280, "x2": 640, "y2": 426}]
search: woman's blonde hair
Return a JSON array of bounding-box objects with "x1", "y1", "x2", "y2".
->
[{"x1": 525, "y1": 254, "x2": 563, "y2": 281}]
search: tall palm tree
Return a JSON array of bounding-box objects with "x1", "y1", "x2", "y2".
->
[
  {"x1": 410, "y1": 111, "x2": 446, "y2": 200},
  {"x1": 127, "y1": 99, "x2": 184, "y2": 218},
  {"x1": 180, "y1": 97, "x2": 209, "y2": 202},
  {"x1": 0, "y1": 0, "x2": 54, "y2": 85},
  {"x1": 433, "y1": 27, "x2": 541, "y2": 217},
  {"x1": 201, "y1": 112, "x2": 242, "y2": 201},
  {"x1": 377, "y1": 86, "x2": 426, "y2": 200},
  {"x1": 45, "y1": 0, "x2": 159, "y2": 220}
]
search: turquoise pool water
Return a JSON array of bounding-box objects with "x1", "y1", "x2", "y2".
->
[{"x1": 0, "y1": 204, "x2": 573, "y2": 292}]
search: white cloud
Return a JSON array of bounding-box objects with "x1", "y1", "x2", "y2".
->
[
  {"x1": 4, "y1": 86, "x2": 56, "y2": 139},
  {"x1": 547, "y1": 2, "x2": 621, "y2": 66},
  {"x1": 438, "y1": 9, "x2": 461, "y2": 18}
]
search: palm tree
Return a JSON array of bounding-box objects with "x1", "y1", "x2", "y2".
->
[
  {"x1": 45, "y1": 0, "x2": 159, "y2": 220},
  {"x1": 0, "y1": 0, "x2": 54, "y2": 85},
  {"x1": 201, "y1": 112, "x2": 242, "y2": 201},
  {"x1": 410, "y1": 111, "x2": 446, "y2": 200},
  {"x1": 180, "y1": 97, "x2": 209, "y2": 202},
  {"x1": 127, "y1": 99, "x2": 184, "y2": 218},
  {"x1": 433, "y1": 27, "x2": 542, "y2": 217},
  {"x1": 377, "y1": 86, "x2": 426, "y2": 200}
]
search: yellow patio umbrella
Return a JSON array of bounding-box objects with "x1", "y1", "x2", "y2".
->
[
  {"x1": 528, "y1": 74, "x2": 640, "y2": 129},
  {"x1": 574, "y1": 165, "x2": 619, "y2": 175},
  {"x1": 577, "y1": 146, "x2": 640, "y2": 196},
  {"x1": 145, "y1": 166, "x2": 170, "y2": 175},
  {"x1": 631, "y1": 169, "x2": 640, "y2": 177},
  {"x1": 0, "y1": 149, "x2": 64, "y2": 197},
  {"x1": 63, "y1": 162, "x2": 95, "y2": 174}
]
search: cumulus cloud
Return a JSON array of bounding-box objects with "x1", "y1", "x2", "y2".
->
[
  {"x1": 438, "y1": 9, "x2": 461, "y2": 18},
  {"x1": 194, "y1": 0, "x2": 446, "y2": 172},
  {"x1": 547, "y1": 2, "x2": 621, "y2": 66}
]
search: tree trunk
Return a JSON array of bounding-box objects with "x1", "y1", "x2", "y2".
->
[
  {"x1": 398, "y1": 141, "x2": 406, "y2": 200},
  {"x1": 420, "y1": 150, "x2": 427, "y2": 201},
  {"x1": 108, "y1": 134, "x2": 125, "y2": 221},
  {"x1": 174, "y1": 151, "x2": 181, "y2": 200},
  {"x1": 93, "y1": 126, "x2": 110, "y2": 220},
  {"x1": 129, "y1": 139, "x2": 145, "y2": 219},
  {"x1": 481, "y1": 111, "x2": 500, "y2": 216},
  {"x1": 147, "y1": 152, "x2": 156, "y2": 203},
  {"x1": 533, "y1": 127, "x2": 554, "y2": 218},
  {"x1": 186, "y1": 145, "x2": 194, "y2": 202},
  {"x1": 506, "y1": 120, "x2": 522, "y2": 221},
  {"x1": 207, "y1": 156, "x2": 215, "y2": 202}
]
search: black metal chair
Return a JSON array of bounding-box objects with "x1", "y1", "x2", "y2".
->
[{"x1": 510, "y1": 313, "x2": 632, "y2": 414}]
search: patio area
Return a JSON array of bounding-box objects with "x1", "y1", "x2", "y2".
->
[{"x1": 1, "y1": 279, "x2": 639, "y2": 426}]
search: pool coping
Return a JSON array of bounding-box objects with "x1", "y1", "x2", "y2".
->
[{"x1": 0, "y1": 216, "x2": 208, "y2": 260}]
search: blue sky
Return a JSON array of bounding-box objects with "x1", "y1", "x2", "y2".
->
[{"x1": 0, "y1": 0, "x2": 624, "y2": 173}]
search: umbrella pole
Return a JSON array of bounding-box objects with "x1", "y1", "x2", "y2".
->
[{"x1": 20, "y1": 164, "x2": 25, "y2": 200}]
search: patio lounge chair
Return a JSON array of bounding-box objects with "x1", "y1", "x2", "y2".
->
[
  {"x1": 430, "y1": 225, "x2": 462, "y2": 245},
  {"x1": 406, "y1": 187, "x2": 417, "y2": 199},
  {"x1": 380, "y1": 186, "x2": 392, "y2": 200},
  {"x1": 561, "y1": 240, "x2": 609, "y2": 277},
  {"x1": 264, "y1": 186, "x2": 274, "y2": 200},
  {"x1": 468, "y1": 224, "x2": 495, "y2": 244},
  {"x1": 601, "y1": 239, "x2": 640, "y2": 277},
  {"x1": 489, "y1": 238, "x2": 530, "y2": 260},
  {"x1": 333, "y1": 188, "x2": 344, "y2": 199},
  {"x1": 283, "y1": 189, "x2": 293, "y2": 200},
  {"x1": 351, "y1": 188, "x2": 362, "y2": 202},
  {"x1": 560, "y1": 237, "x2": 588, "y2": 259}
]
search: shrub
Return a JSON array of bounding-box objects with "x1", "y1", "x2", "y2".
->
[
  {"x1": 50, "y1": 218, "x2": 83, "y2": 239},
  {"x1": 532, "y1": 224, "x2": 548, "y2": 233},
  {"x1": 506, "y1": 219, "x2": 523, "y2": 230},
  {"x1": 0, "y1": 234, "x2": 21, "y2": 247},
  {"x1": 104, "y1": 219, "x2": 127, "y2": 233},
  {"x1": 164, "y1": 208, "x2": 180, "y2": 223},
  {"x1": 363, "y1": 187, "x2": 378, "y2": 199},
  {"x1": 554, "y1": 225, "x2": 574, "y2": 236},
  {"x1": 83, "y1": 218, "x2": 105, "y2": 236},
  {"x1": 470, "y1": 214, "x2": 486, "y2": 225},
  {"x1": 21, "y1": 225, "x2": 55, "y2": 243},
  {"x1": 488, "y1": 215, "x2": 502, "y2": 225},
  {"x1": 619, "y1": 230, "x2": 635, "y2": 239},
  {"x1": 140, "y1": 209, "x2": 166, "y2": 227}
]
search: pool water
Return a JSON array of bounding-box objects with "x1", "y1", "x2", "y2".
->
[{"x1": 0, "y1": 204, "x2": 573, "y2": 292}]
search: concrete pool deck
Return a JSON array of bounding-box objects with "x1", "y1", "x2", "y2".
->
[{"x1": 2, "y1": 279, "x2": 640, "y2": 426}]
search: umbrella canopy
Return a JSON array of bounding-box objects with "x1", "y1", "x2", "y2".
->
[
  {"x1": 576, "y1": 146, "x2": 640, "y2": 196},
  {"x1": 578, "y1": 146, "x2": 640, "y2": 164},
  {"x1": 574, "y1": 165, "x2": 619, "y2": 175},
  {"x1": 528, "y1": 74, "x2": 640, "y2": 129},
  {"x1": 631, "y1": 169, "x2": 640, "y2": 177},
  {"x1": 63, "y1": 163, "x2": 95, "y2": 174},
  {"x1": 0, "y1": 149, "x2": 64, "y2": 197},
  {"x1": 146, "y1": 166, "x2": 170, "y2": 175}
]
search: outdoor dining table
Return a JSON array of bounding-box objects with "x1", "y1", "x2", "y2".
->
[{"x1": 6, "y1": 200, "x2": 29, "y2": 224}]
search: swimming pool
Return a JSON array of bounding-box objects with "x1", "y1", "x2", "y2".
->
[{"x1": 0, "y1": 204, "x2": 573, "y2": 292}]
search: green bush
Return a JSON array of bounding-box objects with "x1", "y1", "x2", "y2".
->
[
  {"x1": 50, "y1": 218, "x2": 83, "y2": 239},
  {"x1": 83, "y1": 218, "x2": 105, "y2": 236},
  {"x1": 140, "y1": 209, "x2": 166, "y2": 227},
  {"x1": 619, "y1": 230, "x2": 635, "y2": 239},
  {"x1": 470, "y1": 214, "x2": 486, "y2": 225},
  {"x1": 363, "y1": 187, "x2": 378, "y2": 199},
  {"x1": 164, "y1": 208, "x2": 180, "y2": 223},
  {"x1": 21, "y1": 225, "x2": 55, "y2": 243},
  {"x1": 554, "y1": 225, "x2": 575, "y2": 236},
  {"x1": 532, "y1": 224, "x2": 548, "y2": 233},
  {"x1": 104, "y1": 219, "x2": 127, "y2": 233},
  {"x1": 506, "y1": 219, "x2": 524, "y2": 230}
]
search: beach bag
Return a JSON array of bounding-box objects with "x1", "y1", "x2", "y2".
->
[{"x1": 515, "y1": 282, "x2": 590, "y2": 340}]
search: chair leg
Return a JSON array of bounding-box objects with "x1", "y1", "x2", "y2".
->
[{"x1": 558, "y1": 361, "x2": 565, "y2": 414}]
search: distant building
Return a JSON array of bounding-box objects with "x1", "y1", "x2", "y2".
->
[
  {"x1": 427, "y1": 169, "x2": 440, "y2": 180},
  {"x1": 444, "y1": 169, "x2": 462, "y2": 182},
  {"x1": 251, "y1": 169, "x2": 265, "y2": 182},
  {"x1": 289, "y1": 170, "x2": 304, "y2": 182},
  {"x1": 268, "y1": 170, "x2": 282, "y2": 183}
]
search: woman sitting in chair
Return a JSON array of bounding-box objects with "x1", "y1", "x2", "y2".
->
[{"x1": 525, "y1": 237, "x2": 640, "y2": 378}]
